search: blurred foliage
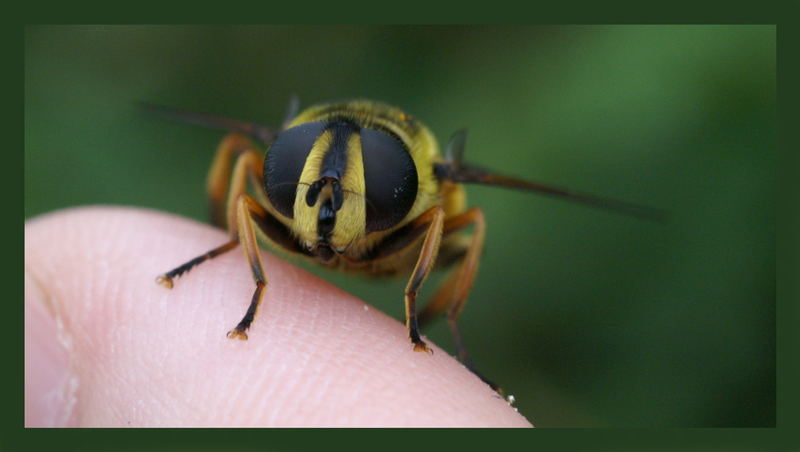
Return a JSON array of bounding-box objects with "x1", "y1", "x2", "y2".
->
[{"x1": 25, "y1": 25, "x2": 775, "y2": 427}]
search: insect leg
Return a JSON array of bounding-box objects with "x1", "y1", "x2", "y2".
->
[
  {"x1": 415, "y1": 267, "x2": 458, "y2": 328},
  {"x1": 155, "y1": 240, "x2": 239, "y2": 289},
  {"x1": 156, "y1": 148, "x2": 263, "y2": 288},
  {"x1": 227, "y1": 183, "x2": 321, "y2": 337},
  {"x1": 219, "y1": 147, "x2": 293, "y2": 340},
  {"x1": 403, "y1": 206, "x2": 446, "y2": 353},
  {"x1": 206, "y1": 133, "x2": 263, "y2": 228},
  {"x1": 418, "y1": 208, "x2": 486, "y2": 368},
  {"x1": 226, "y1": 194, "x2": 270, "y2": 340},
  {"x1": 223, "y1": 148, "x2": 265, "y2": 238}
]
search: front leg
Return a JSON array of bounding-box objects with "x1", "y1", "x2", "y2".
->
[
  {"x1": 225, "y1": 194, "x2": 269, "y2": 340},
  {"x1": 156, "y1": 147, "x2": 263, "y2": 288},
  {"x1": 206, "y1": 133, "x2": 264, "y2": 229},
  {"x1": 402, "y1": 206, "x2": 446, "y2": 353},
  {"x1": 226, "y1": 195, "x2": 314, "y2": 339}
]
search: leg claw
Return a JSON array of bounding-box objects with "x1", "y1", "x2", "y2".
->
[
  {"x1": 155, "y1": 275, "x2": 174, "y2": 289},
  {"x1": 413, "y1": 341, "x2": 433, "y2": 354},
  {"x1": 226, "y1": 328, "x2": 249, "y2": 340}
]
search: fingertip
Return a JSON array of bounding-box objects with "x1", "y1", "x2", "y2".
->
[
  {"x1": 25, "y1": 206, "x2": 532, "y2": 427},
  {"x1": 24, "y1": 271, "x2": 78, "y2": 427}
]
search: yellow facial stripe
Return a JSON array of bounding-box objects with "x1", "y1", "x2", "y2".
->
[
  {"x1": 292, "y1": 129, "x2": 332, "y2": 245},
  {"x1": 332, "y1": 133, "x2": 366, "y2": 247}
]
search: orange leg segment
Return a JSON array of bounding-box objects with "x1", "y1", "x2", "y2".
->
[
  {"x1": 403, "y1": 206, "x2": 446, "y2": 353},
  {"x1": 418, "y1": 208, "x2": 487, "y2": 372},
  {"x1": 157, "y1": 134, "x2": 275, "y2": 340},
  {"x1": 206, "y1": 133, "x2": 264, "y2": 228}
]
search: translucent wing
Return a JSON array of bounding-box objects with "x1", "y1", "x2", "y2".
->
[
  {"x1": 282, "y1": 94, "x2": 301, "y2": 129},
  {"x1": 435, "y1": 130, "x2": 667, "y2": 222}
]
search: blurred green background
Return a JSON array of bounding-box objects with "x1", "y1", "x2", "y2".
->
[{"x1": 24, "y1": 25, "x2": 774, "y2": 427}]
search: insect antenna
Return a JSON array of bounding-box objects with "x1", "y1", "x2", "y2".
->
[
  {"x1": 436, "y1": 129, "x2": 667, "y2": 222},
  {"x1": 139, "y1": 103, "x2": 277, "y2": 145},
  {"x1": 341, "y1": 188, "x2": 377, "y2": 213},
  {"x1": 260, "y1": 182, "x2": 375, "y2": 212},
  {"x1": 269, "y1": 181, "x2": 309, "y2": 189}
]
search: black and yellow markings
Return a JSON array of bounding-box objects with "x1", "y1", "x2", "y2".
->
[{"x1": 151, "y1": 98, "x2": 663, "y2": 394}]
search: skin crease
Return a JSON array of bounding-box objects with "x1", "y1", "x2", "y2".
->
[{"x1": 24, "y1": 207, "x2": 532, "y2": 428}]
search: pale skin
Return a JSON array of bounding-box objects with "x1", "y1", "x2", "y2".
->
[{"x1": 25, "y1": 207, "x2": 532, "y2": 427}]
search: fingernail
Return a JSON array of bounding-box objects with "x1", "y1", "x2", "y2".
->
[{"x1": 25, "y1": 271, "x2": 79, "y2": 427}]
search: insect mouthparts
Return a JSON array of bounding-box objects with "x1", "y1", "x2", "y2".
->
[{"x1": 316, "y1": 243, "x2": 335, "y2": 261}]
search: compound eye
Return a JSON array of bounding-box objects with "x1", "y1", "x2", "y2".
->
[
  {"x1": 264, "y1": 122, "x2": 326, "y2": 218},
  {"x1": 361, "y1": 128, "x2": 418, "y2": 231}
]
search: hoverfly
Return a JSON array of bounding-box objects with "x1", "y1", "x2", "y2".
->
[{"x1": 147, "y1": 98, "x2": 661, "y2": 386}]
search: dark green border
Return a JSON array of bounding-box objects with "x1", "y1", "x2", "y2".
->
[
  {"x1": 12, "y1": 2, "x2": 795, "y2": 452},
  {"x1": 776, "y1": 7, "x2": 798, "y2": 445}
]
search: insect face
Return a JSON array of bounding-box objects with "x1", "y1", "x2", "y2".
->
[{"x1": 264, "y1": 117, "x2": 419, "y2": 260}]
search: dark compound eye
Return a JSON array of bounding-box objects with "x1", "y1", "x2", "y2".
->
[
  {"x1": 360, "y1": 128, "x2": 418, "y2": 231},
  {"x1": 264, "y1": 122, "x2": 327, "y2": 218}
]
